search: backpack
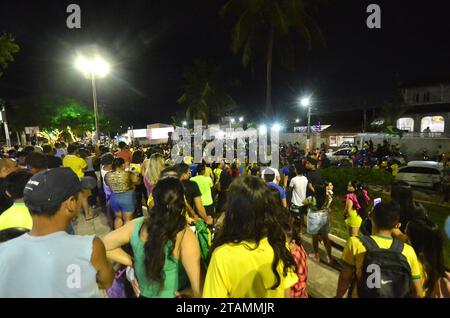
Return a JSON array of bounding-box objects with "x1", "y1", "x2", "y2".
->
[{"x1": 357, "y1": 236, "x2": 412, "y2": 298}]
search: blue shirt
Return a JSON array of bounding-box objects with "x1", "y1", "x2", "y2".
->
[
  {"x1": 282, "y1": 165, "x2": 289, "y2": 177},
  {"x1": 189, "y1": 164, "x2": 198, "y2": 177},
  {"x1": 266, "y1": 182, "x2": 286, "y2": 200}
]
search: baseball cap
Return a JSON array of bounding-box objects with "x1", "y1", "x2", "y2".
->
[{"x1": 24, "y1": 168, "x2": 96, "y2": 213}]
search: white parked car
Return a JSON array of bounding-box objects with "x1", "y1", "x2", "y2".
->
[
  {"x1": 396, "y1": 161, "x2": 445, "y2": 190},
  {"x1": 338, "y1": 141, "x2": 354, "y2": 148},
  {"x1": 326, "y1": 148, "x2": 353, "y2": 163}
]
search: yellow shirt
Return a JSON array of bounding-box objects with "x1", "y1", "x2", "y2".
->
[
  {"x1": 203, "y1": 238, "x2": 298, "y2": 298},
  {"x1": 213, "y1": 168, "x2": 222, "y2": 183},
  {"x1": 342, "y1": 235, "x2": 422, "y2": 298},
  {"x1": 63, "y1": 155, "x2": 87, "y2": 178},
  {"x1": 0, "y1": 203, "x2": 33, "y2": 231},
  {"x1": 205, "y1": 167, "x2": 214, "y2": 182},
  {"x1": 391, "y1": 164, "x2": 399, "y2": 177}
]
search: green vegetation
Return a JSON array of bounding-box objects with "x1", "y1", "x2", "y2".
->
[
  {"x1": 0, "y1": 34, "x2": 19, "y2": 77},
  {"x1": 178, "y1": 60, "x2": 237, "y2": 125},
  {"x1": 329, "y1": 192, "x2": 450, "y2": 267},
  {"x1": 221, "y1": 0, "x2": 325, "y2": 116},
  {"x1": 8, "y1": 96, "x2": 120, "y2": 139},
  {"x1": 319, "y1": 167, "x2": 394, "y2": 195}
]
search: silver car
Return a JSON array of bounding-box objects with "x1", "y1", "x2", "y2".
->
[{"x1": 396, "y1": 161, "x2": 445, "y2": 190}]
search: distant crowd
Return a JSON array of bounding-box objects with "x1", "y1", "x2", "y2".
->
[{"x1": 0, "y1": 139, "x2": 448, "y2": 298}]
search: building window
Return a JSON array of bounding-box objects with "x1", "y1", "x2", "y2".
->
[
  {"x1": 421, "y1": 116, "x2": 445, "y2": 133},
  {"x1": 396, "y1": 118, "x2": 414, "y2": 132},
  {"x1": 424, "y1": 92, "x2": 430, "y2": 103},
  {"x1": 414, "y1": 94, "x2": 420, "y2": 103},
  {"x1": 329, "y1": 136, "x2": 337, "y2": 147}
]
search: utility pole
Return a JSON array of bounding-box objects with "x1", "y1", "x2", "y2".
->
[
  {"x1": 1, "y1": 103, "x2": 12, "y2": 148},
  {"x1": 363, "y1": 108, "x2": 367, "y2": 133}
]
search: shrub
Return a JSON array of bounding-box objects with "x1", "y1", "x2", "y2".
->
[{"x1": 318, "y1": 167, "x2": 394, "y2": 195}]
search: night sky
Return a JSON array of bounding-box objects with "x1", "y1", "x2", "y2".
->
[{"x1": 1, "y1": 0, "x2": 450, "y2": 128}]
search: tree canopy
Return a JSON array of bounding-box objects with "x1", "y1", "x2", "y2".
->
[
  {"x1": 7, "y1": 96, "x2": 120, "y2": 136},
  {"x1": 221, "y1": 0, "x2": 325, "y2": 117},
  {"x1": 178, "y1": 60, "x2": 237, "y2": 125},
  {"x1": 0, "y1": 34, "x2": 20, "y2": 78}
]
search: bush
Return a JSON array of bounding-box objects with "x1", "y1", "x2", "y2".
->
[{"x1": 318, "y1": 167, "x2": 394, "y2": 195}]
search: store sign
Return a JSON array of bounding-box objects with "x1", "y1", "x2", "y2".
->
[{"x1": 25, "y1": 127, "x2": 40, "y2": 135}]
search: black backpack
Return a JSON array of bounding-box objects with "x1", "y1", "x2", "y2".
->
[{"x1": 357, "y1": 236, "x2": 412, "y2": 298}]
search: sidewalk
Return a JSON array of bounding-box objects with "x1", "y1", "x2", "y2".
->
[{"x1": 300, "y1": 233, "x2": 343, "y2": 298}]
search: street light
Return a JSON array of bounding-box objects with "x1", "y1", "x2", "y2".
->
[
  {"x1": 75, "y1": 55, "x2": 110, "y2": 142},
  {"x1": 259, "y1": 125, "x2": 267, "y2": 134},
  {"x1": 300, "y1": 96, "x2": 312, "y2": 151},
  {"x1": 229, "y1": 117, "x2": 235, "y2": 129},
  {"x1": 295, "y1": 118, "x2": 300, "y2": 123},
  {"x1": 272, "y1": 123, "x2": 282, "y2": 132},
  {"x1": 239, "y1": 116, "x2": 244, "y2": 123},
  {"x1": 182, "y1": 121, "x2": 187, "y2": 128}
]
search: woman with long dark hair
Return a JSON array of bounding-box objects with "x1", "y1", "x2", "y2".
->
[
  {"x1": 203, "y1": 175, "x2": 298, "y2": 298},
  {"x1": 406, "y1": 218, "x2": 450, "y2": 298},
  {"x1": 268, "y1": 185, "x2": 308, "y2": 298},
  {"x1": 103, "y1": 178, "x2": 203, "y2": 298},
  {"x1": 343, "y1": 180, "x2": 370, "y2": 236}
]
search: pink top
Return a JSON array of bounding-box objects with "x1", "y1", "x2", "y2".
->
[{"x1": 343, "y1": 190, "x2": 370, "y2": 210}]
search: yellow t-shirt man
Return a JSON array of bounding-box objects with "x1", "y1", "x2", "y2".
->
[
  {"x1": 63, "y1": 155, "x2": 87, "y2": 178},
  {"x1": 0, "y1": 202, "x2": 33, "y2": 231},
  {"x1": 203, "y1": 238, "x2": 298, "y2": 298},
  {"x1": 342, "y1": 235, "x2": 422, "y2": 298}
]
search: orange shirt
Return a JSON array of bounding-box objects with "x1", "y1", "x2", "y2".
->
[{"x1": 115, "y1": 149, "x2": 132, "y2": 164}]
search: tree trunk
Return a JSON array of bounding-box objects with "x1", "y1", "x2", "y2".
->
[{"x1": 266, "y1": 26, "x2": 274, "y2": 118}]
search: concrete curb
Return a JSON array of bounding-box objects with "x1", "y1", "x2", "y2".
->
[
  {"x1": 415, "y1": 199, "x2": 450, "y2": 208},
  {"x1": 329, "y1": 233, "x2": 346, "y2": 249}
]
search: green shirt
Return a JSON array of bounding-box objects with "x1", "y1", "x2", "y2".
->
[
  {"x1": 130, "y1": 217, "x2": 189, "y2": 298},
  {"x1": 190, "y1": 175, "x2": 214, "y2": 206}
]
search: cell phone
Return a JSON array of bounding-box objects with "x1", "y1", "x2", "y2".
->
[{"x1": 374, "y1": 198, "x2": 381, "y2": 206}]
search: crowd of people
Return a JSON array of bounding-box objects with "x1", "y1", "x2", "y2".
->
[{"x1": 0, "y1": 139, "x2": 449, "y2": 298}]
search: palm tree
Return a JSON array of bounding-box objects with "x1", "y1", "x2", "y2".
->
[
  {"x1": 178, "y1": 60, "x2": 237, "y2": 126},
  {"x1": 221, "y1": 0, "x2": 325, "y2": 118},
  {"x1": 0, "y1": 34, "x2": 20, "y2": 78}
]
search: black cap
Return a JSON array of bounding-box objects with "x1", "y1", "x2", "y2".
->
[{"x1": 24, "y1": 168, "x2": 96, "y2": 213}]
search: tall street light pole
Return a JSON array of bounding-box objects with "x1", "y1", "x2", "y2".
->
[
  {"x1": 91, "y1": 73, "x2": 100, "y2": 141},
  {"x1": 301, "y1": 97, "x2": 312, "y2": 151},
  {"x1": 75, "y1": 55, "x2": 110, "y2": 143}
]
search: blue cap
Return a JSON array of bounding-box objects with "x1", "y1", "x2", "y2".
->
[{"x1": 23, "y1": 168, "x2": 96, "y2": 213}]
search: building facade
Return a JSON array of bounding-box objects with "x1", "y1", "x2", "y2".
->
[{"x1": 397, "y1": 81, "x2": 450, "y2": 136}]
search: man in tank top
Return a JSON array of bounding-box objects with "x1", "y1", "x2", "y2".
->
[{"x1": 0, "y1": 167, "x2": 115, "y2": 298}]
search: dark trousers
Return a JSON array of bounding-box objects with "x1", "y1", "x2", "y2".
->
[
  {"x1": 85, "y1": 171, "x2": 99, "y2": 207},
  {"x1": 134, "y1": 183, "x2": 148, "y2": 217}
]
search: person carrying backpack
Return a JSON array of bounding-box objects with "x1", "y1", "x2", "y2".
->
[{"x1": 336, "y1": 203, "x2": 423, "y2": 298}]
